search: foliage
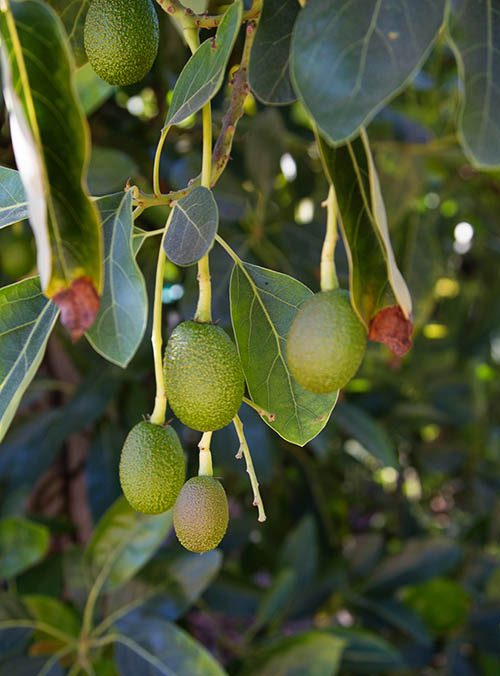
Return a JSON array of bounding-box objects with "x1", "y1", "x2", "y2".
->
[{"x1": 1, "y1": 0, "x2": 500, "y2": 675}]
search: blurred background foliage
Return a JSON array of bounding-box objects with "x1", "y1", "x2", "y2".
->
[{"x1": 1, "y1": 7, "x2": 500, "y2": 676}]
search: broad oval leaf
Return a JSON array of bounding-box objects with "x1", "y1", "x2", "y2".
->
[
  {"x1": 21, "y1": 595, "x2": 80, "y2": 637},
  {"x1": 0, "y1": 166, "x2": 28, "y2": 228},
  {"x1": 230, "y1": 261, "x2": 338, "y2": 446},
  {"x1": 114, "y1": 619, "x2": 227, "y2": 676},
  {"x1": 249, "y1": 0, "x2": 299, "y2": 105},
  {"x1": 165, "y1": 0, "x2": 243, "y2": 126},
  {"x1": 46, "y1": 0, "x2": 89, "y2": 67},
  {"x1": 86, "y1": 192, "x2": 147, "y2": 367},
  {"x1": 0, "y1": 0, "x2": 103, "y2": 340},
  {"x1": 448, "y1": 0, "x2": 500, "y2": 168},
  {"x1": 0, "y1": 277, "x2": 59, "y2": 444},
  {"x1": 164, "y1": 187, "x2": 219, "y2": 266},
  {"x1": 238, "y1": 631, "x2": 345, "y2": 676},
  {"x1": 84, "y1": 497, "x2": 173, "y2": 592},
  {"x1": 0, "y1": 517, "x2": 50, "y2": 579},
  {"x1": 291, "y1": 0, "x2": 446, "y2": 144}
]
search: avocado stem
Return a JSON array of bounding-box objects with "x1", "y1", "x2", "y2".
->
[
  {"x1": 233, "y1": 414, "x2": 266, "y2": 522},
  {"x1": 198, "y1": 431, "x2": 214, "y2": 476},
  {"x1": 320, "y1": 184, "x2": 339, "y2": 292}
]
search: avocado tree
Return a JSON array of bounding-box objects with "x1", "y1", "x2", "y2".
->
[{"x1": 1, "y1": 0, "x2": 500, "y2": 674}]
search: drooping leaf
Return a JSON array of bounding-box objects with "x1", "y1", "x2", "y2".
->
[
  {"x1": 334, "y1": 401, "x2": 398, "y2": 468},
  {"x1": 0, "y1": 518, "x2": 50, "y2": 579},
  {"x1": 164, "y1": 187, "x2": 218, "y2": 266},
  {"x1": 113, "y1": 619, "x2": 227, "y2": 676},
  {"x1": 0, "y1": 166, "x2": 28, "y2": 228},
  {"x1": 46, "y1": 0, "x2": 89, "y2": 67},
  {"x1": 238, "y1": 631, "x2": 345, "y2": 676},
  {"x1": 365, "y1": 537, "x2": 462, "y2": 594},
  {"x1": 448, "y1": 0, "x2": 500, "y2": 168},
  {"x1": 291, "y1": 0, "x2": 446, "y2": 143},
  {"x1": 0, "y1": 0, "x2": 103, "y2": 340},
  {"x1": 84, "y1": 497, "x2": 173, "y2": 592},
  {"x1": 165, "y1": 0, "x2": 243, "y2": 126},
  {"x1": 328, "y1": 628, "x2": 404, "y2": 673},
  {"x1": 249, "y1": 0, "x2": 299, "y2": 105},
  {"x1": 0, "y1": 277, "x2": 59, "y2": 444},
  {"x1": 76, "y1": 62, "x2": 116, "y2": 116},
  {"x1": 230, "y1": 261, "x2": 338, "y2": 446},
  {"x1": 21, "y1": 595, "x2": 80, "y2": 637},
  {"x1": 86, "y1": 192, "x2": 147, "y2": 367},
  {"x1": 318, "y1": 134, "x2": 412, "y2": 348}
]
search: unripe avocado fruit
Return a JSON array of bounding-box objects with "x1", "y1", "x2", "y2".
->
[
  {"x1": 119, "y1": 421, "x2": 185, "y2": 514},
  {"x1": 84, "y1": 0, "x2": 159, "y2": 86},
  {"x1": 173, "y1": 476, "x2": 229, "y2": 553},
  {"x1": 286, "y1": 289, "x2": 366, "y2": 393},
  {"x1": 163, "y1": 321, "x2": 245, "y2": 432}
]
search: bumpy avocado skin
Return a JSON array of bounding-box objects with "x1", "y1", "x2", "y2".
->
[
  {"x1": 173, "y1": 476, "x2": 229, "y2": 553},
  {"x1": 163, "y1": 321, "x2": 245, "y2": 431},
  {"x1": 286, "y1": 289, "x2": 366, "y2": 394},
  {"x1": 84, "y1": 0, "x2": 159, "y2": 86},
  {"x1": 119, "y1": 421, "x2": 185, "y2": 514}
]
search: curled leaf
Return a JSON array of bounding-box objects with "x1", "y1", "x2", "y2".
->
[
  {"x1": 53, "y1": 276, "x2": 100, "y2": 342},
  {"x1": 369, "y1": 305, "x2": 413, "y2": 356}
]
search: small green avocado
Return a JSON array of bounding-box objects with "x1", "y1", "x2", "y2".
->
[
  {"x1": 163, "y1": 321, "x2": 245, "y2": 431},
  {"x1": 173, "y1": 476, "x2": 229, "y2": 553},
  {"x1": 286, "y1": 289, "x2": 366, "y2": 393}
]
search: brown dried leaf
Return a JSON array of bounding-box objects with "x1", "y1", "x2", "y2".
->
[
  {"x1": 369, "y1": 305, "x2": 413, "y2": 356},
  {"x1": 53, "y1": 276, "x2": 99, "y2": 341}
]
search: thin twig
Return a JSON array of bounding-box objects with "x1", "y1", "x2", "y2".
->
[
  {"x1": 242, "y1": 396, "x2": 276, "y2": 422},
  {"x1": 233, "y1": 414, "x2": 266, "y2": 522}
]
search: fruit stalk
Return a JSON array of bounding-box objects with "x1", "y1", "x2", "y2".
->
[
  {"x1": 198, "y1": 431, "x2": 214, "y2": 476},
  {"x1": 195, "y1": 101, "x2": 213, "y2": 323},
  {"x1": 320, "y1": 184, "x2": 339, "y2": 292},
  {"x1": 233, "y1": 414, "x2": 266, "y2": 522}
]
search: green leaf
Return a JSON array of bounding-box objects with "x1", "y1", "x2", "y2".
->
[
  {"x1": 164, "y1": 187, "x2": 219, "y2": 266},
  {"x1": 0, "y1": 517, "x2": 50, "y2": 578},
  {"x1": 46, "y1": 0, "x2": 90, "y2": 67},
  {"x1": 318, "y1": 134, "x2": 411, "y2": 329},
  {"x1": 334, "y1": 401, "x2": 398, "y2": 468},
  {"x1": 86, "y1": 192, "x2": 147, "y2": 368},
  {"x1": 230, "y1": 261, "x2": 338, "y2": 446},
  {"x1": 0, "y1": 166, "x2": 28, "y2": 228},
  {"x1": 365, "y1": 537, "x2": 462, "y2": 594},
  {"x1": 0, "y1": 277, "x2": 59, "y2": 444},
  {"x1": 448, "y1": 0, "x2": 500, "y2": 168},
  {"x1": 328, "y1": 628, "x2": 404, "y2": 673},
  {"x1": 249, "y1": 0, "x2": 299, "y2": 105},
  {"x1": 252, "y1": 569, "x2": 297, "y2": 633},
  {"x1": 279, "y1": 515, "x2": 318, "y2": 586},
  {"x1": 351, "y1": 596, "x2": 432, "y2": 645},
  {"x1": 165, "y1": 0, "x2": 243, "y2": 126},
  {"x1": 84, "y1": 497, "x2": 173, "y2": 592},
  {"x1": 0, "y1": 0, "x2": 103, "y2": 339},
  {"x1": 21, "y1": 595, "x2": 80, "y2": 637},
  {"x1": 113, "y1": 619, "x2": 227, "y2": 676},
  {"x1": 291, "y1": 0, "x2": 446, "y2": 144},
  {"x1": 76, "y1": 62, "x2": 116, "y2": 116},
  {"x1": 88, "y1": 149, "x2": 138, "y2": 197},
  {"x1": 238, "y1": 631, "x2": 345, "y2": 676}
]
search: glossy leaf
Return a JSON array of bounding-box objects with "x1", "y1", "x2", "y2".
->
[
  {"x1": 365, "y1": 537, "x2": 462, "y2": 594},
  {"x1": 164, "y1": 187, "x2": 218, "y2": 266},
  {"x1": 113, "y1": 619, "x2": 227, "y2": 676},
  {"x1": 46, "y1": 0, "x2": 89, "y2": 67},
  {"x1": 318, "y1": 134, "x2": 411, "y2": 332},
  {"x1": 448, "y1": 0, "x2": 500, "y2": 168},
  {"x1": 230, "y1": 261, "x2": 338, "y2": 446},
  {"x1": 329, "y1": 628, "x2": 404, "y2": 673},
  {"x1": 165, "y1": 0, "x2": 243, "y2": 125},
  {"x1": 291, "y1": 0, "x2": 446, "y2": 143},
  {"x1": 84, "y1": 497, "x2": 173, "y2": 592},
  {"x1": 0, "y1": 277, "x2": 59, "y2": 444},
  {"x1": 238, "y1": 631, "x2": 344, "y2": 676},
  {"x1": 249, "y1": 0, "x2": 299, "y2": 105},
  {"x1": 334, "y1": 401, "x2": 398, "y2": 468},
  {"x1": 86, "y1": 192, "x2": 147, "y2": 367},
  {"x1": 0, "y1": 518, "x2": 50, "y2": 579},
  {"x1": 0, "y1": 166, "x2": 28, "y2": 228},
  {"x1": 21, "y1": 595, "x2": 80, "y2": 637},
  {"x1": 0, "y1": 0, "x2": 102, "y2": 340}
]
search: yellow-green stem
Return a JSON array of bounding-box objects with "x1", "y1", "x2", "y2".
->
[
  {"x1": 153, "y1": 126, "x2": 170, "y2": 197},
  {"x1": 320, "y1": 184, "x2": 339, "y2": 292},
  {"x1": 150, "y1": 210, "x2": 174, "y2": 425},
  {"x1": 198, "y1": 431, "x2": 214, "y2": 476},
  {"x1": 233, "y1": 414, "x2": 266, "y2": 522}
]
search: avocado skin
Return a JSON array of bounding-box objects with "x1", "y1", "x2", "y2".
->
[
  {"x1": 286, "y1": 289, "x2": 366, "y2": 394},
  {"x1": 164, "y1": 321, "x2": 245, "y2": 432},
  {"x1": 84, "y1": 0, "x2": 159, "y2": 86},
  {"x1": 173, "y1": 476, "x2": 229, "y2": 553},
  {"x1": 119, "y1": 421, "x2": 185, "y2": 514}
]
